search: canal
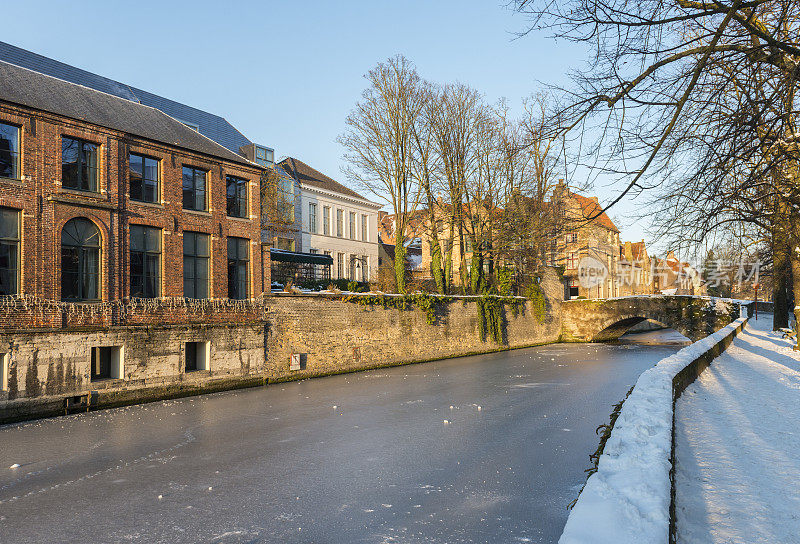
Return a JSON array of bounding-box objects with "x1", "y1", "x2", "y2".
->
[{"x1": 0, "y1": 335, "x2": 682, "y2": 543}]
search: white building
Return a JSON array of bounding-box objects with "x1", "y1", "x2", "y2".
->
[{"x1": 279, "y1": 158, "x2": 381, "y2": 282}]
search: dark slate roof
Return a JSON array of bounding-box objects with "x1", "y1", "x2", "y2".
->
[
  {"x1": 0, "y1": 61, "x2": 255, "y2": 166},
  {"x1": 279, "y1": 157, "x2": 371, "y2": 202},
  {"x1": 0, "y1": 41, "x2": 252, "y2": 154}
]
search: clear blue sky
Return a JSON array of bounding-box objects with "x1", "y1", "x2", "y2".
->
[{"x1": 4, "y1": 0, "x2": 649, "y2": 243}]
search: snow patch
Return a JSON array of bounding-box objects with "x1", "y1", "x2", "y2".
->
[
  {"x1": 675, "y1": 317, "x2": 800, "y2": 543},
  {"x1": 559, "y1": 317, "x2": 746, "y2": 544}
]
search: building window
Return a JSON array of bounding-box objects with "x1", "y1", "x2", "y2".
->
[
  {"x1": 349, "y1": 212, "x2": 356, "y2": 240},
  {"x1": 62, "y1": 137, "x2": 98, "y2": 192},
  {"x1": 275, "y1": 237, "x2": 295, "y2": 251},
  {"x1": 227, "y1": 237, "x2": 249, "y2": 300},
  {"x1": 309, "y1": 248, "x2": 318, "y2": 254},
  {"x1": 336, "y1": 209, "x2": 344, "y2": 238},
  {"x1": 182, "y1": 166, "x2": 207, "y2": 211},
  {"x1": 0, "y1": 207, "x2": 19, "y2": 296},
  {"x1": 567, "y1": 252, "x2": 578, "y2": 269},
  {"x1": 254, "y1": 145, "x2": 274, "y2": 167},
  {"x1": 0, "y1": 123, "x2": 20, "y2": 180},
  {"x1": 91, "y1": 346, "x2": 123, "y2": 381},
  {"x1": 130, "y1": 225, "x2": 161, "y2": 298},
  {"x1": 361, "y1": 214, "x2": 368, "y2": 242},
  {"x1": 336, "y1": 253, "x2": 344, "y2": 278},
  {"x1": 349, "y1": 254, "x2": 357, "y2": 280},
  {"x1": 277, "y1": 178, "x2": 295, "y2": 222},
  {"x1": 323, "y1": 206, "x2": 331, "y2": 236},
  {"x1": 0, "y1": 353, "x2": 8, "y2": 392},
  {"x1": 361, "y1": 256, "x2": 369, "y2": 282},
  {"x1": 185, "y1": 341, "x2": 210, "y2": 372},
  {"x1": 309, "y1": 203, "x2": 317, "y2": 233},
  {"x1": 183, "y1": 232, "x2": 209, "y2": 299},
  {"x1": 129, "y1": 154, "x2": 159, "y2": 203},
  {"x1": 226, "y1": 175, "x2": 248, "y2": 218},
  {"x1": 61, "y1": 218, "x2": 101, "y2": 301}
]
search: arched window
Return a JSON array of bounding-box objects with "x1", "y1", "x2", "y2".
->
[{"x1": 61, "y1": 218, "x2": 101, "y2": 301}]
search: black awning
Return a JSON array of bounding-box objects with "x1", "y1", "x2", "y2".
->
[{"x1": 270, "y1": 249, "x2": 333, "y2": 265}]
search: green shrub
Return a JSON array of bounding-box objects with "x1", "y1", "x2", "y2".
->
[
  {"x1": 525, "y1": 283, "x2": 547, "y2": 324},
  {"x1": 495, "y1": 266, "x2": 515, "y2": 296},
  {"x1": 296, "y1": 278, "x2": 369, "y2": 292}
]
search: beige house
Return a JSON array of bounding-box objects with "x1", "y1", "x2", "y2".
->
[
  {"x1": 617, "y1": 240, "x2": 654, "y2": 296},
  {"x1": 549, "y1": 183, "x2": 621, "y2": 299},
  {"x1": 653, "y1": 252, "x2": 706, "y2": 296},
  {"x1": 377, "y1": 183, "x2": 662, "y2": 300}
]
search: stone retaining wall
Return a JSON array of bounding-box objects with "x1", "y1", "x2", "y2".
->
[
  {"x1": 0, "y1": 269, "x2": 563, "y2": 423},
  {"x1": 264, "y1": 293, "x2": 562, "y2": 382}
]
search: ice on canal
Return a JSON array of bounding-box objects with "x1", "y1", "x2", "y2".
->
[{"x1": 1, "y1": 337, "x2": 682, "y2": 543}]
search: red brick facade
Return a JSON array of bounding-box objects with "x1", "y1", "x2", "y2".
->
[{"x1": 0, "y1": 100, "x2": 270, "y2": 327}]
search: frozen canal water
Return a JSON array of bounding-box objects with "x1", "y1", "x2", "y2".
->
[{"x1": 0, "y1": 339, "x2": 681, "y2": 543}]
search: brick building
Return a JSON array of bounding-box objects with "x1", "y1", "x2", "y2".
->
[
  {"x1": 0, "y1": 60, "x2": 268, "y2": 307},
  {"x1": 548, "y1": 182, "x2": 621, "y2": 299}
]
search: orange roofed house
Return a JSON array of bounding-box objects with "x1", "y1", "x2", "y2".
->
[{"x1": 549, "y1": 181, "x2": 623, "y2": 299}]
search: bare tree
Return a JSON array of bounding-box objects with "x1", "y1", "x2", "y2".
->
[
  {"x1": 410, "y1": 81, "x2": 448, "y2": 293},
  {"x1": 503, "y1": 95, "x2": 565, "y2": 283},
  {"x1": 340, "y1": 56, "x2": 426, "y2": 293},
  {"x1": 512, "y1": 0, "x2": 800, "y2": 329},
  {"x1": 427, "y1": 83, "x2": 487, "y2": 292}
]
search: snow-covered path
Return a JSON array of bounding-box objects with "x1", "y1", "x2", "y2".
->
[{"x1": 675, "y1": 315, "x2": 800, "y2": 544}]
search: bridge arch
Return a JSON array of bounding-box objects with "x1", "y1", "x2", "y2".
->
[
  {"x1": 591, "y1": 315, "x2": 688, "y2": 342},
  {"x1": 560, "y1": 296, "x2": 741, "y2": 343}
]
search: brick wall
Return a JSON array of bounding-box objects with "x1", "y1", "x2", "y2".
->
[{"x1": 0, "y1": 101, "x2": 266, "y2": 307}]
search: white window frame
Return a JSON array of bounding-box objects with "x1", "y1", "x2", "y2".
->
[{"x1": 308, "y1": 202, "x2": 317, "y2": 233}]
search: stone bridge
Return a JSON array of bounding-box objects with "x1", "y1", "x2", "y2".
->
[{"x1": 560, "y1": 296, "x2": 745, "y2": 342}]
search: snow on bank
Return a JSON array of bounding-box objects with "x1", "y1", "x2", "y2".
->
[
  {"x1": 675, "y1": 316, "x2": 800, "y2": 543},
  {"x1": 559, "y1": 316, "x2": 747, "y2": 544}
]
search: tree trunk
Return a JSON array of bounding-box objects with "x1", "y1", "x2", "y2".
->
[
  {"x1": 444, "y1": 220, "x2": 454, "y2": 294},
  {"x1": 790, "y1": 214, "x2": 800, "y2": 347},
  {"x1": 773, "y1": 223, "x2": 790, "y2": 329},
  {"x1": 424, "y1": 204, "x2": 446, "y2": 294},
  {"x1": 429, "y1": 236, "x2": 445, "y2": 293},
  {"x1": 394, "y1": 240, "x2": 407, "y2": 294},
  {"x1": 470, "y1": 246, "x2": 484, "y2": 294}
]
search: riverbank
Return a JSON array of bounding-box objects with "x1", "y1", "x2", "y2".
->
[{"x1": 675, "y1": 315, "x2": 800, "y2": 543}]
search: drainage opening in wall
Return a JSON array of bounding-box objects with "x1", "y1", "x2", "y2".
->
[
  {"x1": 1, "y1": 353, "x2": 8, "y2": 392},
  {"x1": 91, "y1": 346, "x2": 124, "y2": 381},
  {"x1": 185, "y1": 341, "x2": 210, "y2": 372}
]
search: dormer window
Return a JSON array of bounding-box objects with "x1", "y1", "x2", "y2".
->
[
  {"x1": 176, "y1": 119, "x2": 200, "y2": 132},
  {"x1": 254, "y1": 145, "x2": 274, "y2": 167}
]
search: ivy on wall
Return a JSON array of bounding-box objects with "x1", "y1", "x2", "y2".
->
[
  {"x1": 525, "y1": 283, "x2": 547, "y2": 324},
  {"x1": 341, "y1": 293, "x2": 525, "y2": 344},
  {"x1": 341, "y1": 293, "x2": 444, "y2": 325}
]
